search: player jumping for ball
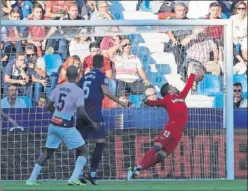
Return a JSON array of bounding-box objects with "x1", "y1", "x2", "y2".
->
[
  {"x1": 126, "y1": 69, "x2": 196, "y2": 180},
  {"x1": 26, "y1": 66, "x2": 97, "y2": 186}
]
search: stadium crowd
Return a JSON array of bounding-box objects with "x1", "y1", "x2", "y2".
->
[{"x1": 0, "y1": 0, "x2": 247, "y2": 108}]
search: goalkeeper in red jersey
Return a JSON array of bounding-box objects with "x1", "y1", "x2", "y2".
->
[{"x1": 126, "y1": 70, "x2": 196, "y2": 180}]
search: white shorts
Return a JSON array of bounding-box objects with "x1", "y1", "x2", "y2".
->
[{"x1": 45, "y1": 124, "x2": 85, "y2": 150}]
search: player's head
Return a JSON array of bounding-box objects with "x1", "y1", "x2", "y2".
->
[
  {"x1": 93, "y1": 54, "x2": 104, "y2": 69},
  {"x1": 160, "y1": 83, "x2": 179, "y2": 97},
  {"x1": 66, "y1": 65, "x2": 78, "y2": 81}
]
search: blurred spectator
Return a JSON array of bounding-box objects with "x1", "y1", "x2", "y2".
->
[
  {"x1": 204, "y1": 2, "x2": 224, "y2": 62},
  {"x1": 165, "y1": 2, "x2": 191, "y2": 73},
  {"x1": 43, "y1": 3, "x2": 82, "y2": 60},
  {"x1": 25, "y1": 43, "x2": 37, "y2": 65},
  {"x1": 117, "y1": 90, "x2": 135, "y2": 108},
  {"x1": 69, "y1": 28, "x2": 91, "y2": 62},
  {"x1": 101, "y1": 35, "x2": 122, "y2": 58},
  {"x1": 25, "y1": 44, "x2": 47, "y2": 101},
  {"x1": 28, "y1": 4, "x2": 47, "y2": 57},
  {"x1": 37, "y1": 93, "x2": 47, "y2": 108},
  {"x1": 4, "y1": 53, "x2": 32, "y2": 97},
  {"x1": 241, "y1": 36, "x2": 247, "y2": 62},
  {"x1": 45, "y1": 0, "x2": 74, "y2": 20},
  {"x1": 141, "y1": 85, "x2": 157, "y2": 107},
  {"x1": 230, "y1": 2, "x2": 247, "y2": 54},
  {"x1": 78, "y1": 0, "x2": 96, "y2": 20},
  {"x1": 144, "y1": 85, "x2": 157, "y2": 101},
  {"x1": 111, "y1": 38, "x2": 150, "y2": 95},
  {"x1": 57, "y1": 55, "x2": 81, "y2": 84},
  {"x1": 187, "y1": 1, "x2": 217, "y2": 19},
  {"x1": 217, "y1": 0, "x2": 233, "y2": 18},
  {"x1": 0, "y1": 0, "x2": 12, "y2": 19},
  {"x1": 82, "y1": 42, "x2": 113, "y2": 79},
  {"x1": 1, "y1": 41, "x2": 12, "y2": 67},
  {"x1": 233, "y1": 82, "x2": 247, "y2": 108},
  {"x1": 90, "y1": 1, "x2": 115, "y2": 35},
  {"x1": 181, "y1": 31, "x2": 221, "y2": 77},
  {"x1": 1, "y1": 9, "x2": 23, "y2": 54},
  {"x1": 233, "y1": 47, "x2": 247, "y2": 75},
  {"x1": 158, "y1": 1, "x2": 175, "y2": 14},
  {"x1": 1, "y1": 84, "x2": 27, "y2": 108},
  {"x1": 91, "y1": 1, "x2": 114, "y2": 20},
  {"x1": 11, "y1": 0, "x2": 33, "y2": 19}
]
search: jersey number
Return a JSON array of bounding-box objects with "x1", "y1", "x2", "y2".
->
[
  {"x1": 83, "y1": 81, "x2": 91, "y2": 99},
  {"x1": 57, "y1": 93, "x2": 67, "y2": 111},
  {"x1": 163, "y1": 130, "x2": 170, "y2": 138}
]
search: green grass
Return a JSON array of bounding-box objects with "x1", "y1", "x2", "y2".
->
[{"x1": 0, "y1": 180, "x2": 247, "y2": 191}]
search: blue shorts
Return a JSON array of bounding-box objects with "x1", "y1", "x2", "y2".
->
[
  {"x1": 76, "y1": 119, "x2": 106, "y2": 140},
  {"x1": 45, "y1": 124, "x2": 85, "y2": 150}
]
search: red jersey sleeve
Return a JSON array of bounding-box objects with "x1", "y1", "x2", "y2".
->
[
  {"x1": 145, "y1": 97, "x2": 167, "y2": 107},
  {"x1": 178, "y1": 73, "x2": 195, "y2": 99}
]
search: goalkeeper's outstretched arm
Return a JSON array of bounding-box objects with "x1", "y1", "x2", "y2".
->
[{"x1": 0, "y1": 110, "x2": 18, "y2": 126}]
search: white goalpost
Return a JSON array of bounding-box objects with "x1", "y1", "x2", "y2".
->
[{"x1": 0, "y1": 20, "x2": 234, "y2": 181}]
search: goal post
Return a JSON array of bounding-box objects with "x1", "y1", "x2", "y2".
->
[{"x1": 0, "y1": 19, "x2": 234, "y2": 180}]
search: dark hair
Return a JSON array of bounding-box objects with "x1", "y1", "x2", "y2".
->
[
  {"x1": 7, "y1": 84, "x2": 17, "y2": 90},
  {"x1": 16, "y1": 52, "x2": 25, "y2": 58},
  {"x1": 93, "y1": 54, "x2": 104, "y2": 69},
  {"x1": 38, "y1": 93, "x2": 47, "y2": 100},
  {"x1": 209, "y1": 2, "x2": 220, "y2": 8},
  {"x1": 66, "y1": 65, "x2": 78, "y2": 80},
  {"x1": 160, "y1": 83, "x2": 170, "y2": 97},
  {"x1": 233, "y1": 82, "x2": 242, "y2": 88},
  {"x1": 10, "y1": 8, "x2": 20, "y2": 15},
  {"x1": 89, "y1": 42, "x2": 100, "y2": 51},
  {"x1": 32, "y1": 3, "x2": 43, "y2": 11}
]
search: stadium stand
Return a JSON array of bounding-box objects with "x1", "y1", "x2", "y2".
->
[{"x1": 0, "y1": 0, "x2": 247, "y2": 109}]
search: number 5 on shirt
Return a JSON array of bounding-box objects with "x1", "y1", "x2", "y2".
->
[{"x1": 83, "y1": 81, "x2": 91, "y2": 99}]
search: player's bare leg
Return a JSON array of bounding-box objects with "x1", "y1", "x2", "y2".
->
[
  {"x1": 68, "y1": 144, "x2": 88, "y2": 186},
  {"x1": 127, "y1": 143, "x2": 166, "y2": 180},
  {"x1": 26, "y1": 148, "x2": 55, "y2": 186}
]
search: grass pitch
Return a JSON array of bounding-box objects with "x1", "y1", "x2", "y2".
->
[{"x1": 0, "y1": 180, "x2": 247, "y2": 191}]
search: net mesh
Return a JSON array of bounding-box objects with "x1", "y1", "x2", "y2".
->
[{"x1": 1, "y1": 23, "x2": 225, "y2": 180}]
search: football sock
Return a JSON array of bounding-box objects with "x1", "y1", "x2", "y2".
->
[
  {"x1": 70, "y1": 156, "x2": 87, "y2": 181},
  {"x1": 138, "y1": 147, "x2": 158, "y2": 170},
  {"x1": 28, "y1": 163, "x2": 42, "y2": 182},
  {"x1": 90, "y1": 143, "x2": 105, "y2": 177}
]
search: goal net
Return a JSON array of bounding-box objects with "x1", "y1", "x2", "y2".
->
[{"x1": 0, "y1": 20, "x2": 234, "y2": 181}]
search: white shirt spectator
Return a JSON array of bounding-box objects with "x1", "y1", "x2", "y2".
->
[
  {"x1": 114, "y1": 54, "x2": 143, "y2": 83},
  {"x1": 230, "y1": 14, "x2": 247, "y2": 44},
  {"x1": 241, "y1": 36, "x2": 247, "y2": 51},
  {"x1": 186, "y1": 39, "x2": 217, "y2": 64},
  {"x1": 187, "y1": 1, "x2": 216, "y2": 19},
  {"x1": 69, "y1": 39, "x2": 90, "y2": 61},
  {"x1": 239, "y1": 99, "x2": 248, "y2": 108},
  {"x1": 1, "y1": 97, "x2": 27, "y2": 108}
]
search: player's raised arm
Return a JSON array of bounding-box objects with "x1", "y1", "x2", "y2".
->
[
  {"x1": 178, "y1": 73, "x2": 195, "y2": 99},
  {"x1": 101, "y1": 84, "x2": 127, "y2": 107},
  {"x1": 145, "y1": 98, "x2": 166, "y2": 107}
]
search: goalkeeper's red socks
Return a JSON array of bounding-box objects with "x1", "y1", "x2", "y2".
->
[{"x1": 138, "y1": 147, "x2": 158, "y2": 170}]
